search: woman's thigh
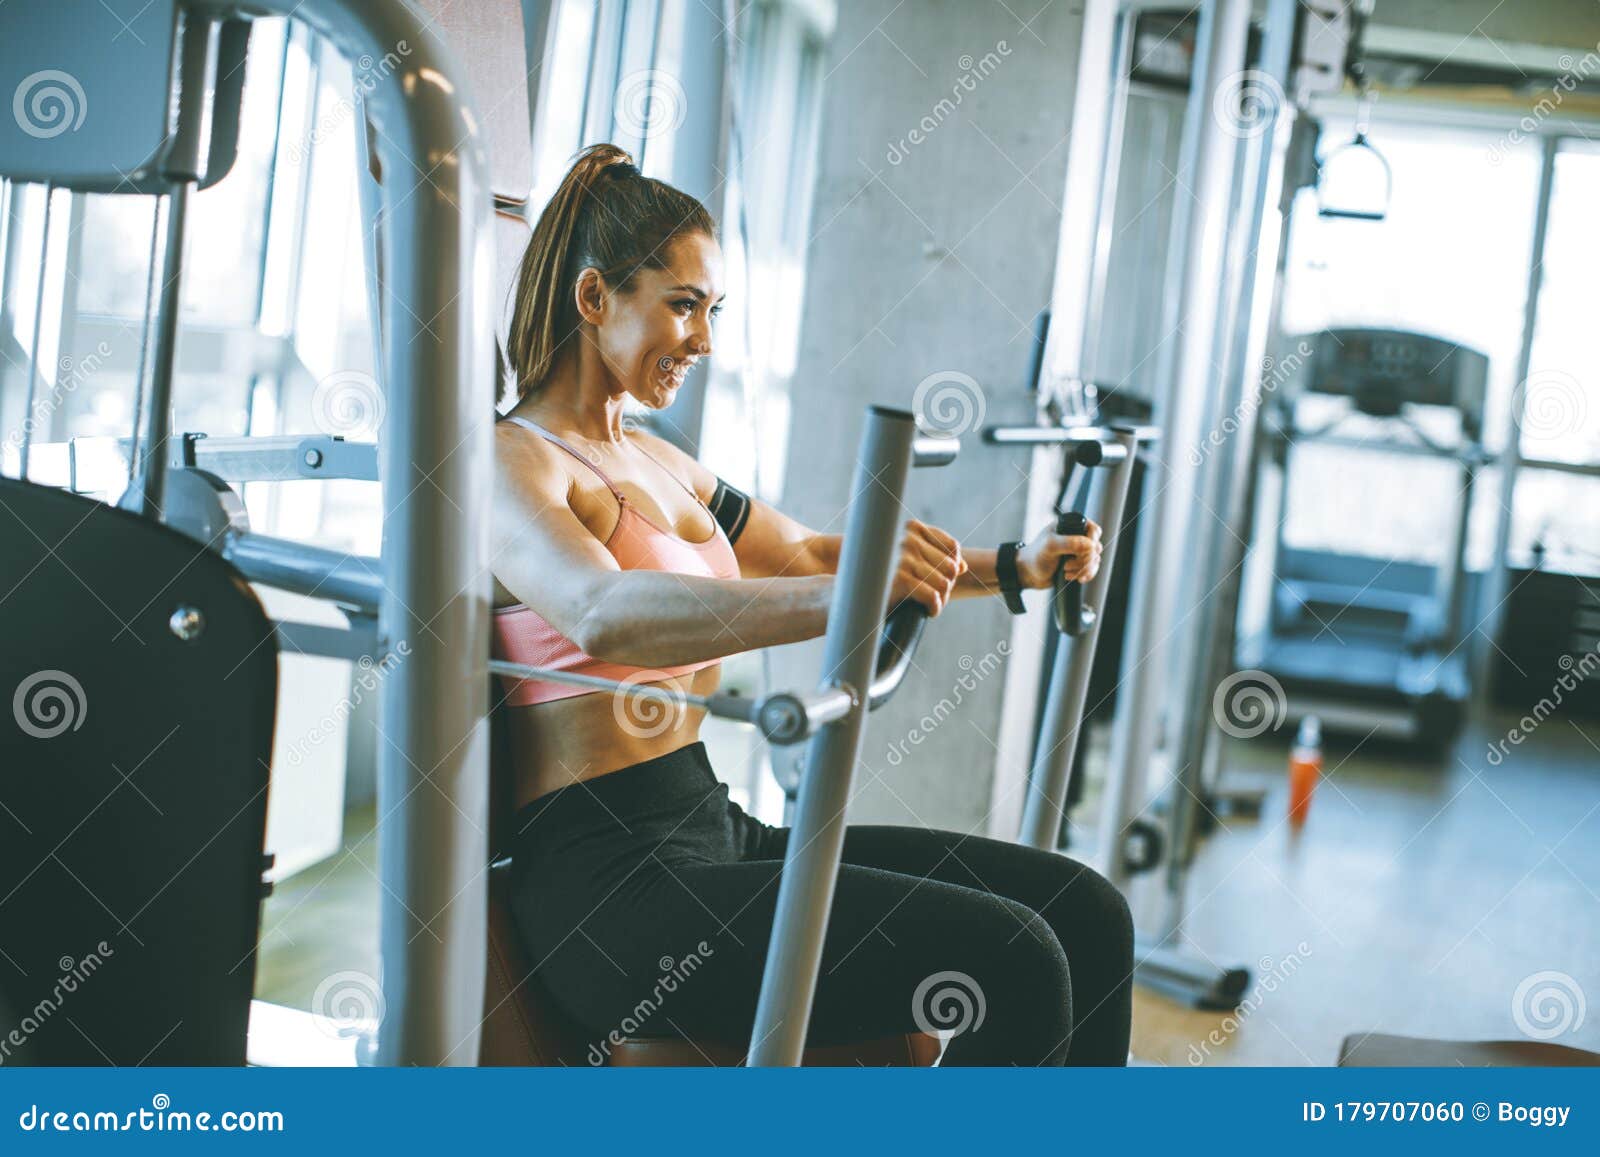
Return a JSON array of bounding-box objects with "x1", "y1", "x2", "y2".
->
[{"x1": 524, "y1": 852, "x2": 1071, "y2": 1059}]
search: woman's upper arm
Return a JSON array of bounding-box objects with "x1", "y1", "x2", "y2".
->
[{"x1": 492, "y1": 424, "x2": 620, "y2": 649}]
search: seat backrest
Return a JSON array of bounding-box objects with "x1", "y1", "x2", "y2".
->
[{"x1": 0, "y1": 477, "x2": 277, "y2": 1063}]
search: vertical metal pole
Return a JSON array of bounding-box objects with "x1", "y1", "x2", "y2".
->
[
  {"x1": 359, "y1": 21, "x2": 493, "y2": 1066},
  {"x1": 210, "y1": 0, "x2": 494, "y2": 1067},
  {"x1": 17, "y1": 184, "x2": 52, "y2": 481},
  {"x1": 1019, "y1": 429, "x2": 1140, "y2": 850},
  {"x1": 1477, "y1": 136, "x2": 1557, "y2": 702},
  {"x1": 748, "y1": 405, "x2": 917, "y2": 1067},
  {"x1": 1160, "y1": 0, "x2": 1299, "y2": 935},
  {"x1": 122, "y1": 185, "x2": 189, "y2": 516},
  {"x1": 1100, "y1": 0, "x2": 1251, "y2": 889}
]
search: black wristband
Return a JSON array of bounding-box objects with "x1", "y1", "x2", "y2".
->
[{"x1": 995, "y1": 541, "x2": 1027, "y2": 615}]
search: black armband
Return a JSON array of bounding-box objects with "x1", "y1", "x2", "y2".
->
[{"x1": 709, "y1": 476, "x2": 752, "y2": 545}]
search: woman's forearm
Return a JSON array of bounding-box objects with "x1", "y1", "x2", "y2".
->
[
  {"x1": 952, "y1": 547, "x2": 1005, "y2": 600},
  {"x1": 578, "y1": 571, "x2": 836, "y2": 667}
]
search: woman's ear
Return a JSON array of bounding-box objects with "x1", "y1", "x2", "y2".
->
[{"x1": 573, "y1": 266, "x2": 608, "y2": 327}]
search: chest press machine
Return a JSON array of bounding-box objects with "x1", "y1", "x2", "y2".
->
[{"x1": 0, "y1": 0, "x2": 958, "y2": 1068}]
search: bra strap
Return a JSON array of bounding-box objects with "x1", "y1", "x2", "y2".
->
[{"x1": 502, "y1": 415, "x2": 624, "y2": 501}]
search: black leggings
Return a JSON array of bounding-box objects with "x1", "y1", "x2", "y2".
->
[{"x1": 509, "y1": 741, "x2": 1133, "y2": 1066}]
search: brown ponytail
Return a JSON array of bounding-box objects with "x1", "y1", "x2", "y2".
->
[{"x1": 502, "y1": 143, "x2": 718, "y2": 410}]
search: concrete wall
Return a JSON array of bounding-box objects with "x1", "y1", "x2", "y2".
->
[{"x1": 768, "y1": 0, "x2": 1087, "y2": 833}]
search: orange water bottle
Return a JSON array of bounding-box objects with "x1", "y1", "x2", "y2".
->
[{"x1": 1288, "y1": 715, "x2": 1322, "y2": 829}]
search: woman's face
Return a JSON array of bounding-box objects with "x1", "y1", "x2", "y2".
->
[{"x1": 589, "y1": 231, "x2": 724, "y2": 409}]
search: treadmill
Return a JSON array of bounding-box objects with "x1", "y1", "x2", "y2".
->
[{"x1": 1240, "y1": 327, "x2": 1490, "y2": 751}]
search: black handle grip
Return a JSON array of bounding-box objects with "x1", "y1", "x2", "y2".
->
[
  {"x1": 1052, "y1": 511, "x2": 1088, "y2": 637},
  {"x1": 868, "y1": 599, "x2": 929, "y2": 710}
]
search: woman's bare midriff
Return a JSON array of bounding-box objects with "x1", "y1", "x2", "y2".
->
[{"x1": 500, "y1": 657, "x2": 722, "y2": 808}]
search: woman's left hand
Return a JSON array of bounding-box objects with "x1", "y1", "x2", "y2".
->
[{"x1": 1016, "y1": 518, "x2": 1102, "y2": 590}]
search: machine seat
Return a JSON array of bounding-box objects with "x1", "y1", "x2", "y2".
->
[{"x1": 480, "y1": 863, "x2": 941, "y2": 1067}]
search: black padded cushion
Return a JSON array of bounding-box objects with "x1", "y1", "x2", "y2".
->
[{"x1": 0, "y1": 478, "x2": 277, "y2": 1064}]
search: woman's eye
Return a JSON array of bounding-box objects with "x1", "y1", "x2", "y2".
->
[
  {"x1": 673, "y1": 299, "x2": 696, "y2": 314},
  {"x1": 709, "y1": 306, "x2": 723, "y2": 320}
]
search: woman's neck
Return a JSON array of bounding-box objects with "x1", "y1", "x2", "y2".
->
[{"x1": 516, "y1": 355, "x2": 631, "y2": 444}]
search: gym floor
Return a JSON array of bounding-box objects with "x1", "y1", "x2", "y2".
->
[{"x1": 256, "y1": 710, "x2": 1600, "y2": 1065}]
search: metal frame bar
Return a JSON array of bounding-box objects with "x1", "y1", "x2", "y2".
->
[
  {"x1": 190, "y1": 0, "x2": 496, "y2": 1067},
  {"x1": 1478, "y1": 136, "x2": 1559, "y2": 701},
  {"x1": 1100, "y1": 0, "x2": 1251, "y2": 892},
  {"x1": 1018, "y1": 427, "x2": 1141, "y2": 850},
  {"x1": 747, "y1": 406, "x2": 922, "y2": 1066}
]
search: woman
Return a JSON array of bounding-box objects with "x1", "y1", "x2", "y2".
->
[{"x1": 491, "y1": 143, "x2": 1133, "y2": 1066}]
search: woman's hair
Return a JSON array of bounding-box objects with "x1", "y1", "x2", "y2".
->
[{"x1": 502, "y1": 143, "x2": 718, "y2": 410}]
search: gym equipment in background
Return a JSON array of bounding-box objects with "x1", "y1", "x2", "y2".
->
[{"x1": 1241, "y1": 327, "x2": 1491, "y2": 750}]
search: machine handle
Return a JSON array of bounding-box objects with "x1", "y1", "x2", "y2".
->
[
  {"x1": 1052, "y1": 511, "x2": 1094, "y2": 637},
  {"x1": 867, "y1": 599, "x2": 929, "y2": 710}
]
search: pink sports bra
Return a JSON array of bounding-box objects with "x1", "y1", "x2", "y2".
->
[{"x1": 492, "y1": 415, "x2": 742, "y2": 707}]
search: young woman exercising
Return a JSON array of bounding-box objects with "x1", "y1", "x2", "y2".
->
[{"x1": 491, "y1": 143, "x2": 1134, "y2": 1066}]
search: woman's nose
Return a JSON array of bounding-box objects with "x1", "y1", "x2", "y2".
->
[{"x1": 689, "y1": 316, "x2": 713, "y2": 357}]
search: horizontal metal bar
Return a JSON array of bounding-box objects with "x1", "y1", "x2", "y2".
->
[
  {"x1": 910, "y1": 434, "x2": 960, "y2": 467},
  {"x1": 273, "y1": 618, "x2": 379, "y2": 662},
  {"x1": 186, "y1": 434, "x2": 379, "y2": 482},
  {"x1": 1277, "y1": 429, "x2": 1492, "y2": 464},
  {"x1": 488, "y1": 659, "x2": 854, "y2": 746},
  {"x1": 223, "y1": 532, "x2": 386, "y2": 613},
  {"x1": 1520, "y1": 456, "x2": 1600, "y2": 480},
  {"x1": 983, "y1": 424, "x2": 1107, "y2": 445}
]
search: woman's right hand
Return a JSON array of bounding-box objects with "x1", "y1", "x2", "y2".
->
[{"x1": 888, "y1": 518, "x2": 965, "y2": 616}]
